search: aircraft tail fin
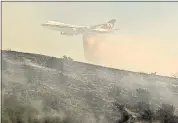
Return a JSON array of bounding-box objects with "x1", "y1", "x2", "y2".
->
[
  {"x1": 101, "y1": 19, "x2": 116, "y2": 29},
  {"x1": 107, "y1": 19, "x2": 116, "y2": 25},
  {"x1": 90, "y1": 19, "x2": 116, "y2": 30}
]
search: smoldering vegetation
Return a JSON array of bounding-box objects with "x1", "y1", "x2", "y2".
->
[{"x1": 2, "y1": 50, "x2": 178, "y2": 123}]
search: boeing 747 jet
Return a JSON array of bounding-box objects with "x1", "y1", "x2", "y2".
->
[{"x1": 41, "y1": 19, "x2": 119, "y2": 36}]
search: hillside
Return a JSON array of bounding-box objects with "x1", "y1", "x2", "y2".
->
[{"x1": 2, "y1": 50, "x2": 178, "y2": 123}]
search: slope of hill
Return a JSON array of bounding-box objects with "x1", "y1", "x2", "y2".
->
[{"x1": 2, "y1": 50, "x2": 178, "y2": 123}]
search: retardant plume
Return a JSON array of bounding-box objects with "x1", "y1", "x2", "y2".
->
[
  {"x1": 82, "y1": 33, "x2": 103, "y2": 63},
  {"x1": 82, "y1": 33, "x2": 178, "y2": 76}
]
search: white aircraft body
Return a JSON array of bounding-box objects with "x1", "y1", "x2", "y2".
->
[{"x1": 41, "y1": 19, "x2": 119, "y2": 36}]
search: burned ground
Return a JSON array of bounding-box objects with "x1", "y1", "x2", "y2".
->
[{"x1": 2, "y1": 50, "x2": 178, "y2": 123}]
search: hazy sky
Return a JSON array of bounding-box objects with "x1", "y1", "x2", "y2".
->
[{"x1": 2, "y1": 2, "x2": 178, "y2": 76}]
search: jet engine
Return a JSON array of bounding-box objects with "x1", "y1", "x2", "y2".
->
[
  {"x1": 72, "y1": 28, "x2": 78, "y2": 35},
  {"x1": 60, "y1": 32, "x2": 74, "y2": 36}
]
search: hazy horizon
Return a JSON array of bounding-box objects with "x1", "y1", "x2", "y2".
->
[{"x1": 2, "y1": 2, "x2": 178, "y2": 76}]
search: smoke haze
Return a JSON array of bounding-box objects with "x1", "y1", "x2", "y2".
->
[{"x1": 2, "y1": 2, "x2": 178, "y2": 76}]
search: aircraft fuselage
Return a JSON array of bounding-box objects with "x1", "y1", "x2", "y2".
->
[
  {"x1": 41, "y1": 19, "x2": 118, "y2": 35},
  {"x1": 42, "y1": 23, "x2": 78, "y2": 35}
]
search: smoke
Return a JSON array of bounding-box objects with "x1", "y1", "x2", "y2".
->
[
  {"x1": 2, "y1": 50, "x2": 178, "y2": 123},
  {"x1": 82, "y1": 33, "x2": 178, "y2": 115},
  {"x1": 82, "y1": 33, "x2": 178, "y2": 76}
]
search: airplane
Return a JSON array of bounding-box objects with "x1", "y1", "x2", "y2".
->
[{"x1": 41, "y1": 19, "x2": 119, "y2": 36}]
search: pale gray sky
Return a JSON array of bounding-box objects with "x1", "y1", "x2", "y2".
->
[{"x1": 2, "y1": 2, "x2": 178, "y2": 76}]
